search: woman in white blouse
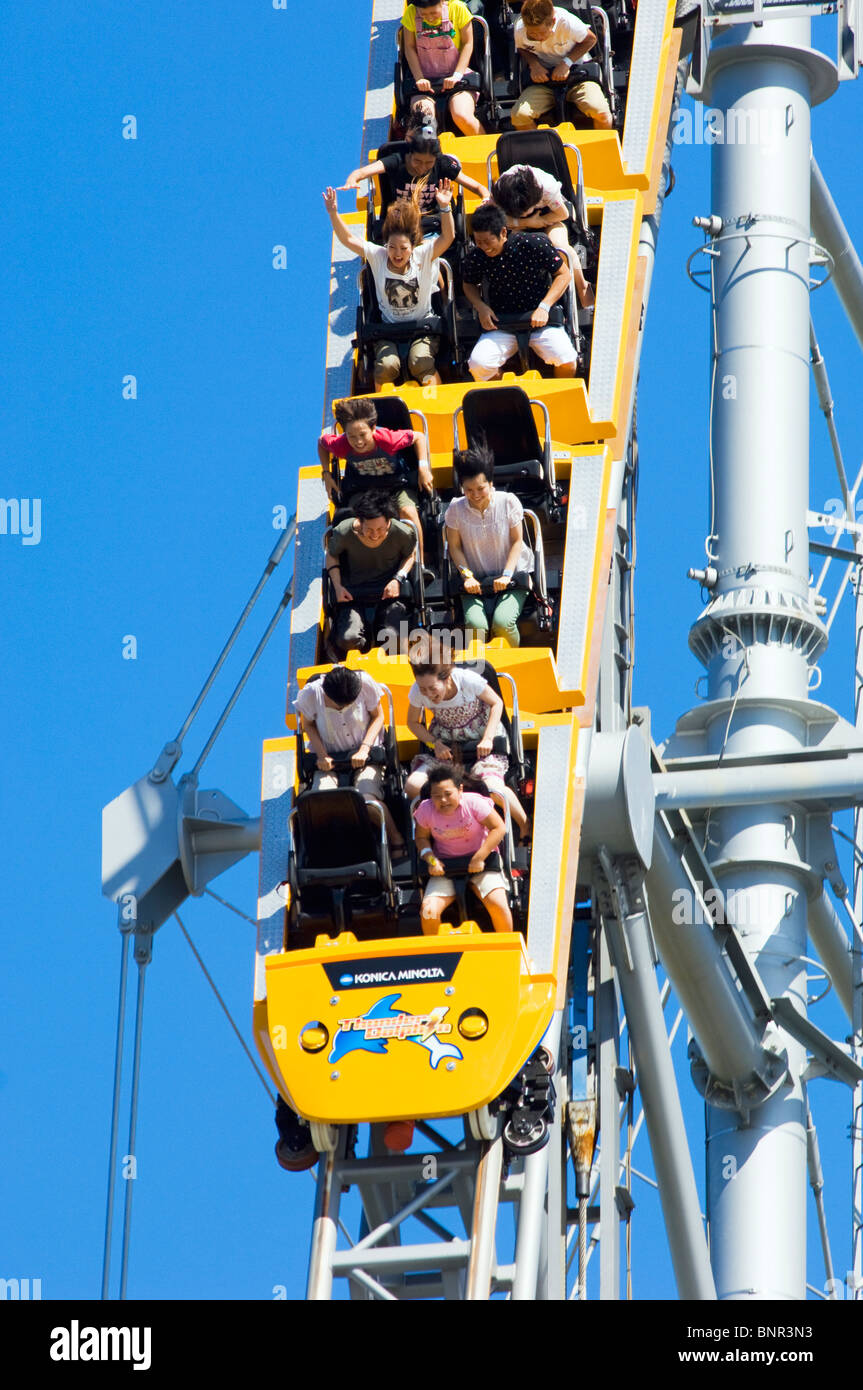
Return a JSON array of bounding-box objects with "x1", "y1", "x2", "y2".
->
[{"x1": 445, "y1": 441, "x2": 533, "y2": 647}]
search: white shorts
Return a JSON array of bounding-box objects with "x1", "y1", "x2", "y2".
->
[
  {"x1": 468, "y1": 326, "x2": 577, "y2": 381},
  {"x1": 423, "y1": 870, "x2": 507, "y2": 901}
]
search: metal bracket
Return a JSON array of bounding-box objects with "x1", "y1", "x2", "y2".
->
[
  {"x1": 806, "y1": 815, "x2": 848, "y2": 898},
  {"x1": 615, "y1": 1185, "x2": 635, "y2": 1218},
  {"x1": 771, "y1": 997, "x2": 863, "y2": 1087},
  {"x1": 133, "y1": 926, "x2": 153, "y2": 967}
]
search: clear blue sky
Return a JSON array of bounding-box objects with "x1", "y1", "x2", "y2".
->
[{"x1": 1, "y1": 1, "x2": 861, "y2": 1302}]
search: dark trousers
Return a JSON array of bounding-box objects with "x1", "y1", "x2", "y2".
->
[{"x1": 333, "y1": 599, "x2": 410, "y2": 655}]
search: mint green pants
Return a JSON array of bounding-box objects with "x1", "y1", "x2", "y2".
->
[{"x1": 460, "y1": 590, "x2": 527, "y2": 647}]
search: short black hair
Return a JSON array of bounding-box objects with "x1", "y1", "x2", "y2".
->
[
  {"x1": 321, "y1": 666, "x2": 362, "y2": 706},
  {"x1": 334, "y1": 397, "x2": 377, "y2": 429},
  {"x1": 492, "y1": 167, "x2": 543, "y2": 218},
  {"x1": 405, "y1": 116, "x2": 441, "y2": 156},
  {"x1": 471, "y1": 203, "x2": 507, "y2": 239},
  {"x1": 410, "y1": 660, "x2": 452, "y2": 679},
  {"x1": 454, "y1": 437, "x2": 494, "y2": 486},
  {"x1": 426, "y1": 762, "x2": 465, "y2": 789},
  {"x1": 422, "y1": 765, "x2": 492, "y2": 801},
  {"x1": 352, "y1": 491, "x2": 398, "y2": 523}
]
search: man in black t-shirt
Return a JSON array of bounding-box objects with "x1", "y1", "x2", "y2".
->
[{"x1": 462, "y1": 202, "x2": 577, "y2": 381}]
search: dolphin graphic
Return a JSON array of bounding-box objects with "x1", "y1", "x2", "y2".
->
[
  {"x1": 327, "y1": 995, "x2": 463, "y2": 1069},
  {"x1": 328, "y1": 993, "x2": 402, "y2": 1063}
]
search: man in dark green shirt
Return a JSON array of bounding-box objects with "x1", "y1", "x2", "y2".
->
[{"x1": 326, "y1": 492, "x2": 418, "y2": 654}]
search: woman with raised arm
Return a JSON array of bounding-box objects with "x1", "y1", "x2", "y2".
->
[{"x1": 323, "y1": 179, "x2": 454, "y2": 389}]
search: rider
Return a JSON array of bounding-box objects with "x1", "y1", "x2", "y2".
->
[
  {"x1": 342, "y1": 117, "x2": 490, "y2": 216},
  {"x1": 404, "y1": 654, "x2": 528, "y2": 837},
  {"x1": 512, "y1": 0, "x2": 613, "y2": 131},
  {"x1": 414, "y1": 762, "x2": 513, "y2": 934},
  {"x1": 323, "y1": 179, "x2": 454, "y2": 392},
  {"x1": 401, "y1": 0, "x2": 484, "y2": 136},
  {"x1": 325, "y1": 492, "x2": 417, "y2": 656},
  {"x1": 294, "y1": 664, "x2": 406, "y2": 853},
  {"x1": 318, "y1": 395, "x2": 433, "y2": 571},
  {"x1": 445, "y1": 438, "x2": 533, "y2": 648}
]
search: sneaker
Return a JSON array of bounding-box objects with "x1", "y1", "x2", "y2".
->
[{"x1": 384, "y1": 1120, "x2": 415, "y2": 1153}]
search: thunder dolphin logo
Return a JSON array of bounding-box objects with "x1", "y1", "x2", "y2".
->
[{"x1": 328, "y1": 994, "x2": 462, "y2": 1069}]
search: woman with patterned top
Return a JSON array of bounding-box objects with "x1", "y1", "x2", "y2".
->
[
  {"x1": 404, "y1": 657, "x2": 528, "y2": 836},
  {"x1": 445, "y1": 439, "x2": 533, "y2": 648}
]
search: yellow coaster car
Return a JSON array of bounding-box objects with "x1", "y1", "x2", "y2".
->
[{"x1": 261, "y1": 927, "x2": 555, "y2": 1128}]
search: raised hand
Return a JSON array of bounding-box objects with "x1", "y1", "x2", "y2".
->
[{"x1": 435, "y1": 177, "x2": 454, "y2": 209}]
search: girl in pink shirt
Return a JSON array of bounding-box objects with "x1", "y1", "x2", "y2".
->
[{"x1": 413, "y1": 764, "x2": 512, "y2": 933}]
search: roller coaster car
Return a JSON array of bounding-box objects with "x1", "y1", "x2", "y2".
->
[
  {"x1": 266, "y1": 911, "x2": 555, "y2": 1129},
  {"x1": 353, "y1": 261, "x2": 455, "y2": 397},
  {"x1": 454, "y1": 385, "x2": 564, "y2": 523},
  {"x1": 394, "y1": 16, "x2": 498, "y2": 136},
  {"x1": 265, "y1": 664, "x2": 552, "y2": 1131}
]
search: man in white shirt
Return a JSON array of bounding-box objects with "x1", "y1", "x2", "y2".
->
[{"x1": 513, "y1": 0, "x2": 612, "y2": 131}]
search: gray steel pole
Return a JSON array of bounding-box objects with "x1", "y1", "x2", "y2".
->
[
  {"x1": 654, "y1": 753, "x2": 863, "y2": 810},
  {"x1": 600, "y1": 852, "x2": 716, "y2": 1299},
  {"x1": 691, "y1": 17, "x2": 828, "y2": 1300},
  {"x1": 810, "y1": 157, "x2": 863, "y2": 352},
  {"x1": 853, "y1": 541, "x2": 863, "y2": 1296},
  {"x1": 597, "y1": 924, "x2": 621, "y2": 1298},
  {"x1": 646, "y1": 818, "x2": 772, "y2": 1086},
  {"x1": 465, "y1": 1137, "x2": 504, "y2": 1300},
  {"x1": 807, "y1": 887, "x2": 854, "y2": 1021},
  {"x1": 306, "y1": 1150, "x2": 341, "y2": 1301}
]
